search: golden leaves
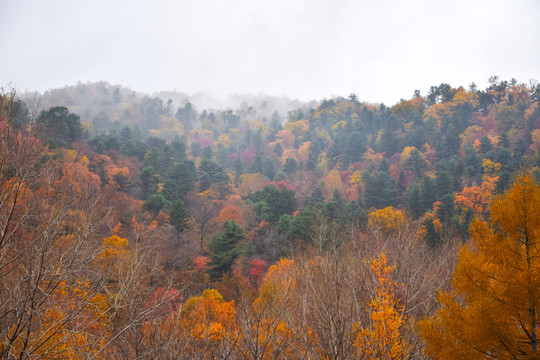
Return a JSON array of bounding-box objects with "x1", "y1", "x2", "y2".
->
[
  {"x1": 419, "y1": 173, "x2": 540, "y2": 359},
  {"x1": 368, "y1": 207, "x2": 406, "y2": 237},
  {"x1": 354, "y1": 253, "x2": 410, "y2": 359}
]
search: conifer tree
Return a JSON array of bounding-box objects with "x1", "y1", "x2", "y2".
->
[
  {"x1": 418, "y1": 173, "x2": 540, "y2": 358},
  {"x1": 209, "y1": 221, "x2": 244, "y2": 280}
]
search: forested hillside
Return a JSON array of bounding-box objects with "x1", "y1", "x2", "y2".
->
[{"x1": 2, "y1": 77, "x2": 540, "y2": 359}]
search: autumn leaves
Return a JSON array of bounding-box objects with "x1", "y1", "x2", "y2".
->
[{"x1": 419, "y1": 173, "x2": 540, "y2": 359}]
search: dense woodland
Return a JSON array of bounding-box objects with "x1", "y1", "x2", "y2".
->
[{"x1": 1, "y1": 77, "x2": 540, "y2": 359}]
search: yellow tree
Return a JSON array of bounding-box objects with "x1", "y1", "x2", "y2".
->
[
  {"x1": 180, "y1": 289, "x2": 238, "y2": 358},
  {"x1": 418, "y1": 173, "x2": 540, "y2": 359},
  {"x1": 355, "y1": 253, "x2": 410, "y2": 359},
  {"x1": 12, "y1": 279, "x2": 111, "y2": 360},
  {"x1": 368, "y1": 207, "x2": 407, "y2": 237}
]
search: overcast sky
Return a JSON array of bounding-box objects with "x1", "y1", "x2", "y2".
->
[{"x1": 1, "y1": 0, "x2": 539, "y2": 105}]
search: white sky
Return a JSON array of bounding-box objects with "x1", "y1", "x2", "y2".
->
[{"x1": 1, "y1": 0, "x2": 539, "y2": 105}]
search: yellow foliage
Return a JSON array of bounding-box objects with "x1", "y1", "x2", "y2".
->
[
  {"x1": 423, "y1": 102, "x2": 453, "y2": 126},
  {"x1": 368, "y1": 207, "x2": 406, "y2": 237},
  {"x1": 315, "y1": 153, "x2": 329, "y2": 176},
  {"x1": 331, "y1": 120, "x2": 347, "y2": 130},
  {"x1": 399, "y1": 146, "x2": 426, "y2": 166},
  {"x1": 214, "y1": 134, "x2": 232, "y2": 148},
  {"x1": 190, "y1": 128, "x2": 214, "y2": 141},
  {"x1": 284, "y1": 119, "x2": 309, "y2": 135},
  {"x1": 391, "y1": 96, "x2": 424, "y2": 119},
  {"x1": 351, "y1": 170, "x2": 362, "y2": 185},
  {"x1": 417, "y1": 211, "x2": 443, "y2": 241},
  {"x1": 460, "y1": 125, "x2": 483, "y2": 145},
  {"x1": 99, "y1": 235, "x2": 129, "y2": 260},
  {"x1": 181, "y1": 289, "x2": 237, "y2": 355},
  {"x1": 482, "y1": 158, "x2": 501, "y2": 176},
  {"x1": 80, "y1": 155, "x2": 89, "y2": 166},
  {"x1": 149, "y1": 115, "x2": 184, "y2": 141},
  {"x1": 6, "y1": 278, "x2": 110, "y2": 359}
]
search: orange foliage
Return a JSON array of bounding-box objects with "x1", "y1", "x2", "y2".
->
[
  {"x1": 419, "y1": 173, "x2": 540, "y2": 358},
  {"x1": 7, "y1": 278, "x2": 110, "y2": 359},
  {"x1": 181, "y1": 289, "x2": 237, "y2": 356},
  {"x1": 391, "y1": 96, "x2": 424, "y2": 119},
  {"x1": 454, "y1": 176, "x2": 498, "y2": 217},
  {"x1": 354, "y1": 253, "x2": 410, "y2": 359},
  {"x1": 218, "y1": 205, "x2": 246, "y2": 227}
]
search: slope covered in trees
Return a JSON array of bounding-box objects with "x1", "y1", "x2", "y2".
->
[{"x1": 1, "y1": 77, "x2": 540, "y2": 358}]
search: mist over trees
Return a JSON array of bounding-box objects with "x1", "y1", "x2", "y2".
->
[{"x1": 2, "y1": 76, "x2": 540, "y2": 358}]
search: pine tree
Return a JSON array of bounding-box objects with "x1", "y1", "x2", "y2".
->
[
  {"x1": 208, "y1": 221, "x2": 245, "y2": 280},
  {"x1": 169, "y1": 200, "x2": 189, "y2": 233}
]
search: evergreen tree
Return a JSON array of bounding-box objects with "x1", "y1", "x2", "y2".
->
[
  {"x1": 202, "y1": 146, "x2": 213, "y2": 159},
  {"x1": 404, "y1": 182, "x2": 421, "y2": 219},
  {"x1": 283, "y1": 157, "x2": 298, "y2": 174},
  {"x1": 262, "y1": 159, "x2": 276, "y2": 181},
  {"x1": 419, "y1": 175, "x2": 437, "y2": 213},
  {"x1": 169, "y1": 200, "x2": 189, "y2": 233},
  {"x1": 364, "y1": 171, "x2": 396, "y2": 209},
  {"x1": 208, "y1": 221, "x2": 244, "y2": 280},
  {"x1": 143, "y1": 194, "x2": 168, "y2": 216},
  {"x1": 36, "y1": 106, "x2": 83, "y2": 147},
  {"x1": 139, "y1": 166, "x2": 160, "y2": 199},
  {"x1": 435, "y1": 171, "x2": 454, "y2": 200},
  {"x1": 250, "y1": 185, "x2": 297, "y2": 223},
  {"x1": 234, "y1": 157, "x2": 243, "y2": 181},
  {"x1": 168, "y1": 160, "x2": 197, "y2": 198}
]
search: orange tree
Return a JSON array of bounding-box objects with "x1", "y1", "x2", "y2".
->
[
  {"x1": 355, "y1": 253, "x2": 410, "y2": 359},
  {"x1": 180, "y1": 289, "x2": 238, "y2": 358},
  {"x1": 418, "y1": 173, "x2": 540, "y2": 359}
]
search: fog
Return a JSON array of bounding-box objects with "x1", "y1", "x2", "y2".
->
[{"x1": 2, "y1": 0, "x2": 540, "y2": 105}]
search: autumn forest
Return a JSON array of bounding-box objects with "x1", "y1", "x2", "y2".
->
[{"x1": 1, "y1": 77, "x2": 540, "y2": 359}]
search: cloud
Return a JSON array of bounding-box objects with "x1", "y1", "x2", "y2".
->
[{"x1": 1, "y1": 0, "x2": 539, "y2": 105}]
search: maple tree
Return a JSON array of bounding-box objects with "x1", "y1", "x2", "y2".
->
[{"x1": 418, "y1": 173, "x2": 540, "y2": 359}]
